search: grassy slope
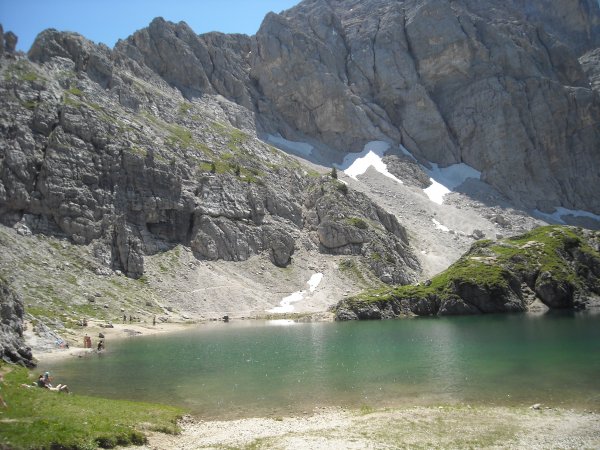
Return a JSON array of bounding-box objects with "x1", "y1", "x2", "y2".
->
[
  {"x1": 0, "y1": 366, "x2": 182, "y2": 449},
  {"x1": 343, "y1": 225, "x2": 600, "y2": 312}
]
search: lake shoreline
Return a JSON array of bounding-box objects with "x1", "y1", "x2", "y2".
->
[
  {"x1": 140, "y1": 404, "x2": 600, "y2": 449},
  {"x1": 30, "y1": 315, "x2": 600, "y2": 448},
  {"x1": 30, "y1": 312, "x2": 336, "y2": 364},
  {"x1": 30, "y1": 319, "x2": 199, "y2": 364}
]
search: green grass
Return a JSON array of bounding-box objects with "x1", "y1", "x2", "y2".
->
[
  {"x1": 3, "y1": 61, "x2": 42, "y2": 83},
  {"x1": 129, "y1": 146, "x2": 148, "y2": 158},
  {"x1": 338, "y1": 258, "x2": 373, "y2": 287},
  {"x1": 20, "y1": 99, "x2": 38, "y2": 110},
  {"x1": 345, "y1": 225, "x2": 600, "y2": 310},
  {"x1": 178, "y1": 101, "x2": 192, "y2": 115},
  {"x1": 0, "y1": 366, "x2": 183, "y2": 449},
  {"x1": 198, "y1": 160, "x2": 264, "y2": 183},
  {"x1": 210, "y1": 121, "x2": 250, "y2": 153},
  {"x1": 346, "y1": 217, "x2": 368, "y2": 230},
  {"x1": 68, "y1": 86, "x2": 83, "y2": 97}
]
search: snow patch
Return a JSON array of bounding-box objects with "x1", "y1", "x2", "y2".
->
[
  {"x1": 534, "y1": 207, "x2": 600, "y2": 225},
  {"x1": 432, "y1": 219, "x2": 450, "y2": 232},
  {"x1": 423, "y1": 162, "x2": 481, "y2": 205},
  {"x1": 266, "y1": 134, "x2": 314, "y2": 158},
  {"x1": 308, "y1": 273, "x2": 323, "y2": 292},
  {"x1": 337, "y1": 141, "x2": 403, "y2": 184},
  {"x1": 424, "y1": 179, "x2": 451, "y2": 205},
  {"x1": 267, "y1": 273, "x2": 323, "y2": 314}
]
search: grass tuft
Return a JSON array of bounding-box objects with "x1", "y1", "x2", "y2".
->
[{"x1": 0, "y1": 366, "x2": 182, "y2": 449}]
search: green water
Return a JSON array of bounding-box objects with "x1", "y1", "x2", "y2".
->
[{"x1": 45, "y1": 312, "x2": 600, "y2": 419}]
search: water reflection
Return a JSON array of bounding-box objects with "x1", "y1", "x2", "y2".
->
[{"x1": 45, "y1": 314, "x2": 600, "y2": 419}]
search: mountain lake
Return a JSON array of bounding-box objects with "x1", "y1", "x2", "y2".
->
[{"x1": 44, "y1": 311, "x2": 600, "y2": 419}]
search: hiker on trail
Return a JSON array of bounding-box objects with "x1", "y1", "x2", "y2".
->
[{"x1": 153, "y1": 316, "x2": 156, "y2": 326}]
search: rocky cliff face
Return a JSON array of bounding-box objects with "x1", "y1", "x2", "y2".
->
[
  {"x1": 62, "y1": 1, "x2": 600, "y2": 216},
  {"x1": 250, "y1": 0, "x2": 600, "y2": 214},
  {"x1": 11, "y1": 0, "x2": 597, "y2": 219},
  {"x1": 0, "y1": 276, "x2": 33, "y2": 367},
  {"x1": 0, "y1": 26, "x2": 419, "y2": 285}
]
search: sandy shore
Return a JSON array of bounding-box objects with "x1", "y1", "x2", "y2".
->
[
  {"x1": 136, "y1": 404, "x2": 599, "y2": 449},
  {"x1": 31, "y1": 320, "x2": 196, "y2": 364}
]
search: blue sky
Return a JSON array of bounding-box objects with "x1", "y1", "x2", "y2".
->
[{"x1": 1, "y1": 0, "x2": 300, "y2": 52}]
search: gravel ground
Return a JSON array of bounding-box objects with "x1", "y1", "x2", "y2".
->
[{"x1": 137, "y1": 405, "x2": 600, "y2": 449}]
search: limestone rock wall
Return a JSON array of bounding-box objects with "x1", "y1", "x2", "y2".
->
[
  {"x1": 60, "y1": 1, "x2": 599, "y2": 214},
  {"x1": 0, "y1": 29, "x2": 420, "y2": 282},
  {"x1": 250, "y1": 0, "x2": 600, "y2": 214},
  {"x1": 0, "y1": 277, "x2": 34, "y2": 367}
]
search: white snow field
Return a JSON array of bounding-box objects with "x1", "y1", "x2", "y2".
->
[
  {"x1": 267, "y1": 273, "x2": 324, "y2": 313},
  {"x1": 337, "y1": 141, "x2": 403, "y2": 184},
  {"x1": 423, "y1": 162, "x2": 481, "y2": 205},
  {"x1": 266, "y1": 134, "x2": 314, "y2": 158}
]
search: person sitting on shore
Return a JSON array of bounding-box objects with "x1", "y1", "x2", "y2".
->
[{"x1": 38, "y1": 373, "x2": 69, "y2": 393}]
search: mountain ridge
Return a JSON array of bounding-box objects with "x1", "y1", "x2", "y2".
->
[{"x1": 1, "y1": 0, "x2": 600, "y2": 364}]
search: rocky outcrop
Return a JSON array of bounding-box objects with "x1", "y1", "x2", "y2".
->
[
  {"x1": 114, "y1": 18, "x2": 255, "y2": 108},
  {"x1": 335, "y1": 226, "x2": 600, "y2": 319},
  {"x1": 4, "y1": 30, "x2": 17, "y2": 55},
  {"x1": 0, "y1": 28, "x2": 419, "y2": 284},
  {"x1": 304, "y1": 177, "x2": 419, "y2": 284},
  {"x1": 0, "y1": 276, "x2": 34, "y2": 367},
  {"x1": 249, "y1": 0, "x2": 600, "y2": 214},
  {"x1": 38, "y1": 1, "x2": 594, "y2": 216},
  {"x1": 580, "y1": 47, "x2": 600, "y2": 92},
  {"x1": 29, "y1": 29, "x2": 113, "y2": 87}
]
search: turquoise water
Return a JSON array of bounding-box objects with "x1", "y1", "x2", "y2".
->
[{"x1": 45, "y1": 312, "x2": 600, "y2": 419}]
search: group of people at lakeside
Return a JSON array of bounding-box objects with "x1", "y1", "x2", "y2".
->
[
  {"x1": 83, "y1": 334, "x2": 105, "y2": 352},
  {"x1": 38, "y1": 372, "x2": 69, "y2": 393},
  {"x1": 19, "y1": 371, "x2": 70, "y2": 393}
]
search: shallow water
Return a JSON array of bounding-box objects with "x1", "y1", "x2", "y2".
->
[{"x1": 45, "y1": 311, "x2": 600, "y2": 419}]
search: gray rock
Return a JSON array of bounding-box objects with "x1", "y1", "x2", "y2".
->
[
  {"x1": 28, "y1": 29, "x2": 113, "y2": 87},
  {"x1": 4, "y1": 31, "x2": 17, "y2": 54},
  {"x1": 534, "y1": 272, "x2": 573, "y2": 308},
  {"x1": 249, "y1": 0, "x2": 600, "y2": 214},
  {"x1": 0, "y1": 277, "x2": 34, "y2": 367},
  {"x1": 15, "y1": 222, "x2": 31, "y2": 236},
  {"x1": 580, "y1": 47, "x2": 600, "y2": 92},
  {"x1": 471, "y1": 229, "x2": 486, "y2": 240}
]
